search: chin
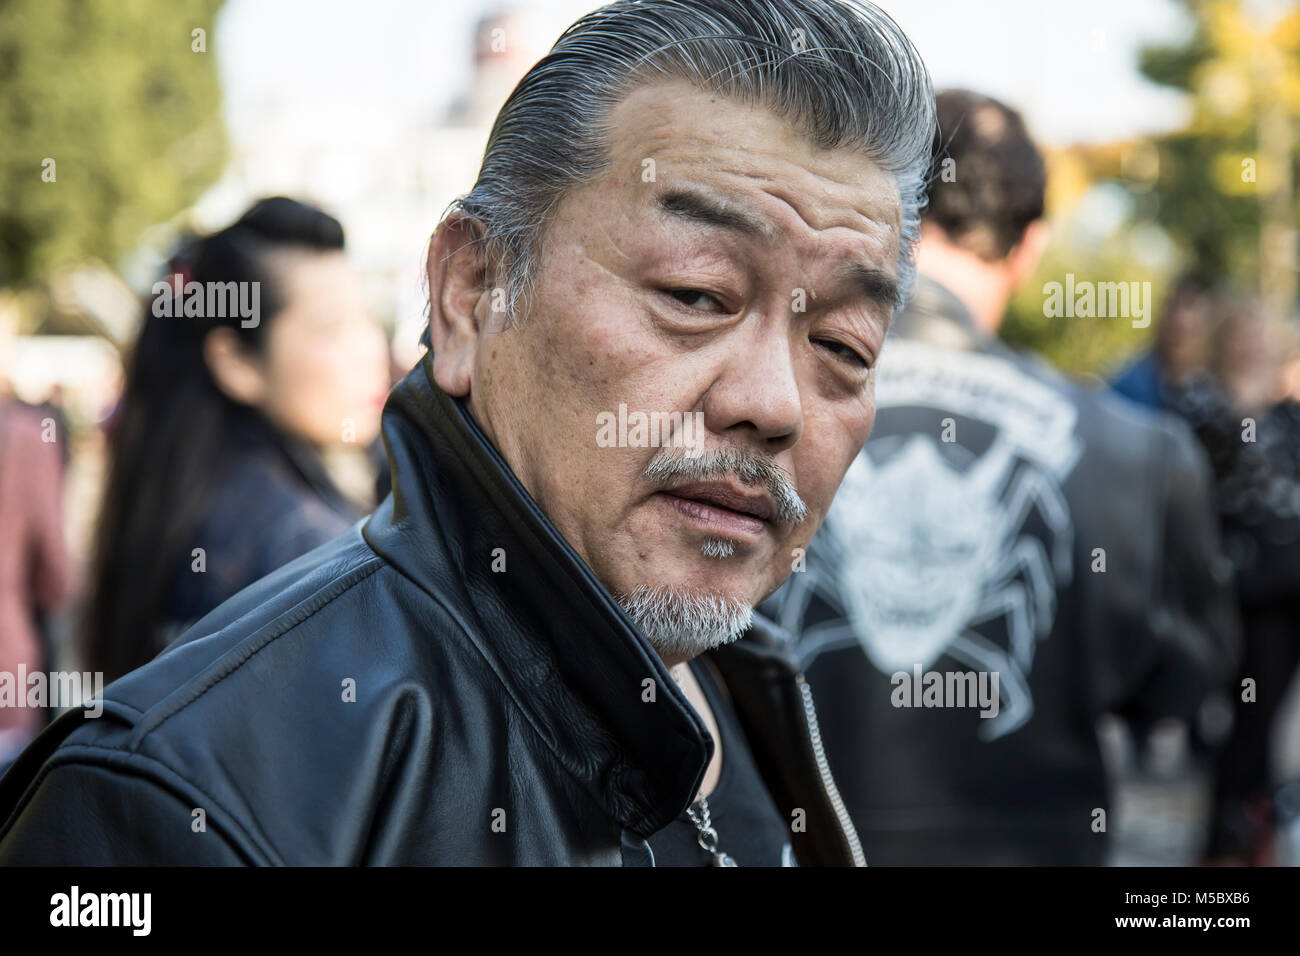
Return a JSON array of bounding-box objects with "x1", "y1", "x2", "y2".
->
[
  {"x1": 639, "y1": 557, "x2": 761, "y2": 610},
  {"x1": 613, "y1": 577, "x2": 755, "y2": 661}
]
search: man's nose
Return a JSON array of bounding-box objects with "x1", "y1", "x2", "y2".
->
[{"x1": 702, "y1": 321, "x2": 803, "y2": 454}]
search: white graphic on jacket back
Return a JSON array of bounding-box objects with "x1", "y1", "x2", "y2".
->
[{"x1": 778, "y1": 341, "x2": 1083, "y2": 741}]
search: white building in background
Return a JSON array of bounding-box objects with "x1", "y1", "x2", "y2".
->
[{"x1": 183, "y1": 5, "x2": 556, "y2": 369}]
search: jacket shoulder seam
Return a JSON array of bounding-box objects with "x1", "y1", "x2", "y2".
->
[
  {"x1": 0, "y1": 745, "x2": 271, "y2": 864},
  {"x1": 128, "y1": 554, "x2": 386, "y2": 746}
]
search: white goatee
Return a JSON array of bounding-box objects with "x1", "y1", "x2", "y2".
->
[
  {"x1": 616, "y1": 584, "x2": 752, "y2": 659},
  {"x1": 699, "y1": 536, "x2": 737, "y2": 560}
]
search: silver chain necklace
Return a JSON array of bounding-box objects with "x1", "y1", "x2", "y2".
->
[{"x1": 671, "y1": 664, "x2": 738, "y2": 867}]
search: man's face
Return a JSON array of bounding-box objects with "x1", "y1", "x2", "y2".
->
[
  {"x1": 1163, "y1": 292, "x2": 1211, "y2": 379},
  {"x1": 437, "y1": 79, "x2": 901, "y2": 659}
]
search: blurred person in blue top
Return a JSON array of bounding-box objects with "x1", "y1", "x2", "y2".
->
[{"x1": 1111, "y1": 273, "x2": 1214, "y2": 411}]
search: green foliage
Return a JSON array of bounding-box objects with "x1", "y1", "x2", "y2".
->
[
  {"x1": 1137, "y1": 27, "x2": 1212, "y2": 92},
  {"x1": 1135, "y1": 0, "x2": 1300, "y2": 289},
  {"x1": 1148, "y1": 131, "x2": 1261, "y2": 281},
  {"x1": 0, "y1": 0, "x2": 226, "y2": 289},
  {"x1": 1003, "y1": 0, "x2": 1300, "y2": 375},
  {"x1": 1002, "y1": 242, "x2": 1165, "y2": 378}
]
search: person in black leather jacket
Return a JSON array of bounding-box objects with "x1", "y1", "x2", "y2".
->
[
  {"x1": 761, "y1": 90, "x2": 1241, "y2": 865},
  {"x1": 0, "y1": 0, "x2": 936, "y2": 866}
]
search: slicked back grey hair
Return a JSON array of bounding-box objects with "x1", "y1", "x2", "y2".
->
[{"x1": 425, "y1": 0, "x2": 935, "y2": 344}]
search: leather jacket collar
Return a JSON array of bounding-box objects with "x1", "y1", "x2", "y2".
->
[
  {"x1": 361, "y1": 353, "x2": 712, "y2": 837},
  {"x1": 889, "y1": 274, "x2": 986, "y2": 351}
]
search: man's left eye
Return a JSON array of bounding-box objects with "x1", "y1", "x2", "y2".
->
[
  {"x1": 666, "y1": 289, "x2": 724, "y2": 312},
  {"x1": 814, "y1": 338, "x2": 871, "y2": 369}
]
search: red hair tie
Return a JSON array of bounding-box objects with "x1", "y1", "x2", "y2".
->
[{"x1": 172, "y1": 262, "x2": 193, "y2": 297}]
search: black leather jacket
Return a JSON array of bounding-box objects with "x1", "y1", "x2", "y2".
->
[
  {"x1": 762, "y1": 277, "x2": 1241, "y2": 865},
  {"x1": 0, "y1": 354, "x2": 862, "y2": 866},
  {"x1": 159, "y1": 411, "x2": 362, "y2": 656}
]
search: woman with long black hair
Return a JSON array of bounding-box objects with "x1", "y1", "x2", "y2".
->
[{"x1": 85, "y1": 197, "x2": 391, "y2": 682}]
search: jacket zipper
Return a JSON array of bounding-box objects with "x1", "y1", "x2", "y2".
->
[{"x1": 795, "y1": 673, "x2": 866, "y2": 867}]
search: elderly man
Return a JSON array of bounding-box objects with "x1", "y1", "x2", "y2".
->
[
  {"x1": 762, "y1": 90, "x2": 1239, "y2": 865},
  {"x1": 0, "y1": 0, "x2": 933, "y2": 866}
]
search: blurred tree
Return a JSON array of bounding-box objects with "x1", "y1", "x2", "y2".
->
[
  {"x1": 1001, "y1": 0, "x2": 1299, "y2": 376},
  {"x1": 0, "y1": 0, "x2": 226, "y2": 293},
  {"x1": 1001, "y1": 148, "x2": 1177, "y2": 377},
  {"x1": 1138, "y1": 0, "x2": 1300, "y2": 310},
  {"x1": 1002, "y1": 222, "x2": 1170, "y2": 377}
]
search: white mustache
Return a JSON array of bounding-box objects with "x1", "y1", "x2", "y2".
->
[{"x1": 643, "y1": 447, "x2": 808, "y2": 526}]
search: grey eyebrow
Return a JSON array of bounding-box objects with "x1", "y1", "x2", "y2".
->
[
  {"x1": 657, "y1": 188, "x2": 899, "y2": 310},
  {"x1": 655, "y1": 189, "x2": 774, "y2": 242},
  {"x1": 840, "y1": 262, "x2": 899, "y2": 312}
]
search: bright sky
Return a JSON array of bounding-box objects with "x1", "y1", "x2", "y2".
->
[
  {"x1": 215, "y1": 0, "x2": 1195, "y2": 151},
  {"x1": 198, "y1": 0, "x2": 1204, "y2": 354}
]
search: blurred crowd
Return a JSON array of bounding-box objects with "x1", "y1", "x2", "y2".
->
[
  {"x1": 1, "y1": 97, "x2": 1298, "y2": 866},
  {"x1": 0, "y1": 197, "x2": 396, "y2": 762},
  {"x1": 1113, "y1": 277, "x2": 1300, "y2": 864}
]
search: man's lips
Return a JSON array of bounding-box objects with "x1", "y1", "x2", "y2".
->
[{"x1": 657, "y1": 480, "x2": 778, "y2": 539}]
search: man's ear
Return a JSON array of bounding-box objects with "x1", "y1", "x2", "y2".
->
[
  {"x1": 426, "y1": 214, "x2": 489, "y2": 397},
  {"x1": 203, "y1": 327, "x2": 267, "y2": 407},
  {"x1": 1005, "y1": 219, "x2": 1049, "y2": 292}
]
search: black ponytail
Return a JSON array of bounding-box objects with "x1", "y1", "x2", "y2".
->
[{"x1": 84, "y1": 197, "x2": 345, "y2": 680}]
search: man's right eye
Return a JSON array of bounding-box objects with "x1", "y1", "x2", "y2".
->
[{"x1": 665, "y1": 288, "x2": 725, "y2": 312}]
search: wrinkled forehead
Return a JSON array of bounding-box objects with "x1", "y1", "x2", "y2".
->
[
  {"x1": 603, "y1": 78, "x2": 902, "y2": 234},
  {"x1": 576, "y1": 79, "x2": 902, "y2": 303}
]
